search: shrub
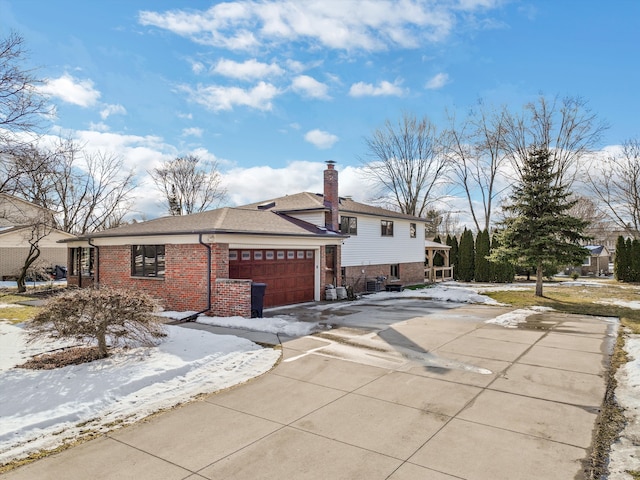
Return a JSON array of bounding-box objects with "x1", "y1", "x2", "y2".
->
[{"x1": 27, "y1": 287, "x2": 165, "y2": 358}]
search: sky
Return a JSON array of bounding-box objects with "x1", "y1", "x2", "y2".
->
[{"x1": 0, "y1": 0, "x2": 638, "y2": 220}]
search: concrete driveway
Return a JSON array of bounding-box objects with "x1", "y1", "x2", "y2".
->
[{"x1": 2, "y1": 299, "x2": 616, "y2": 480}]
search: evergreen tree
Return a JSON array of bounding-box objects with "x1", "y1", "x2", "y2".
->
[
  {"x1": 446, "y1": 234, "x2": 459, "y2": 280},
  {"x1": 614, "y1": 236, "x2": 628, "y2": 281},
  {"x1": 491, "y1": 233, "x2": 515, "y2": 283},
  {"x1": 490, "y1": 148, "x2": 590, "y2": 296},
  {"x1": 474, "y1": 229, "x2": 491, "y2": 282},
  {"x1": 432, "y1": 234, "x2": 445, "y2": 267},
  {"x1": 458, "y1": 228, "x2": 475, "y2": 282},
  {"x1": 632, "y1": 239, "x2": 640, "y2": 282}
]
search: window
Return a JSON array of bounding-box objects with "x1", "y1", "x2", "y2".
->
[
  {"x1": 410, "y1": 223, "x2": 416, "y2": 238},
  {"x1": 390, "y1": 264, "x2": 400, "y2": 279},
  {"x1": 306, "y1": 250, "x2": 314, "y2": 259},
  {"x1": 287, "y1": 251, "x2": 295, "y2": 259},
  {"x1": 277, "y1": 251, "x2": 285, "y2": 259},
  {"x1": 254, "y1": 251, "x2": 263, "y2": 260},
  {"x1": 265, "y1": 251, "x2": 274, "y2": 260},
  {"x1": 229, "y1": 250, "x2": 238, "y2": 261},
  {"x1": 340, "y1": 216, "x2": 357, "y2": 235},
  {"x1": 241, "y1": 251, "x2": 251, "y2": 260},
  {"x1": 132, "y1": 245, "x2": 165, "y2": 278},
  {"x1": 70, "y1": 247, "x2": 94, "y2": 277},
  {"x1": 381, "y1": 220, "x2": 394, "y2": 237}
]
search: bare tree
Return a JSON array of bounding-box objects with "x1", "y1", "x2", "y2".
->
[
  {"x1": 502, "y1": 95, "x2": 608, "y2": 187},
  {"x1": 587, "y1": 138, "x2": 640, "y2": 238},
  {"x1": 445, "y1": 104, "x2": 511, "y2": 232},
  {"x1": 149, "y1": 155, "x2": 226, "y2": 215},
  {"x1": 12, "y1": 137, "x2": 136, "y2": 234},
  {"x1": 27, "y1": 287, "x2": 165, "y2": 358},
  {"x1": 361, "y1": 112, "x2": 448, "y2": 218},
  {"x1": 0, "y1": 32, "x2": 51, "y2": 151},
  {"x1": 15, "y1": 221, "x2": 53, "y2": 292}
]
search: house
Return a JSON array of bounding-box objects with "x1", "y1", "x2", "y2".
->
[
  {"x1": 65, "y1": 161, "x2": 427, "y2": 316},
  {"x1": 0, "y1": 194, "x2": 74, "y2": 280},
  {"x1": 581, "y1": 245, "x2": 612, "y2": 276}
]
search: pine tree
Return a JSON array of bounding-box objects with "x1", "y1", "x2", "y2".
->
[
  {"x1": 474, "y1": 229, "x2": 491, "y2": 282},
  {"x1": 458, "y1": 228, "x2": 475, "y2": 282},
  {"x1": 446, "y1": 234, "x2": 459, "y2": 280},
  {"x1": 632, "y1": 239, "x2": 640, "y2": 282},
  {"x1": 490, "y1": 148, "x2": 590, "y2": 296},
  {"x1": 491, "y1": 233, "x2": 515, "y2": 283},
  {"x1": 614, "y1": 236, "x2": 628, "y2": 281}
]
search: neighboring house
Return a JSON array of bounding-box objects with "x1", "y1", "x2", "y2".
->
[
  {"x1": 0, "y1": 194, "x2": 74, "y2": 280},
  {"x1": 580, "y1": 245, "x2": 612, "y2": 276},
  {"x1": 66, "y1": 162, "x2": 428, "y2": 316}
]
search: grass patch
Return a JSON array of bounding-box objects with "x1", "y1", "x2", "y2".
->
[
  {"x1": 485, "y1": 282, "x2": 640, "y2": 333},
  {"x1": 0, "y1": 294, "x2": 40, "y2": 324}
]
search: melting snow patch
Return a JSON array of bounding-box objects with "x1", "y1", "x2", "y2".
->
[
  {"x1": 596, "y1": 299, "x2": 640, "y2": 310},
  {"x1": 196, "y1": 315, "x2": 318, "y2": 337},
  {"x1": 485, "y1": 306, "x2": 555, "y2": 328},
  {"x1": 608, "y1": 335, "x2": 640, "y2": 478}
]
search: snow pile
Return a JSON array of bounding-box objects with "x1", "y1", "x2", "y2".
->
[
  {"x1": 596, "y1": 299, "x2": 640, "y2": 310},
  {"x1": 368, "y1": 283, "x2": 499, "y2": 305},
  {"x1": 485, "y1": 306, "x2": 554, "y2": 328},
  {"x1": 608, "y1": 335, "x2": 640, "y2": 478},
  {"x1": 0, "y1": 322, "x2": 279, "y2": 464},
  {"x1": 197, "y1": 315, "x2": 318, "y2": 336}
]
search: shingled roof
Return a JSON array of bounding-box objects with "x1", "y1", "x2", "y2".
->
[
  {"x1": 79, "y1": 207, "x2": 345, "y2": 239},
  {"x1": 240, "y1": 192, "x2": 426, "y2": 222}
]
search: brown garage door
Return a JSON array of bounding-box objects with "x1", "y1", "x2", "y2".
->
[{"x1": 229, "y1": 249, "x2": 315, "y2": 307}]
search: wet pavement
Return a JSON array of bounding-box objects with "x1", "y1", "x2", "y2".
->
[{"x1": 2, "y1": 298, "x2": 616, "y2": 480}]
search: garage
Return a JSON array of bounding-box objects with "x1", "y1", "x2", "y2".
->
[{"x1": 229, "y1": 249, "x2": 315, "y2": 307}]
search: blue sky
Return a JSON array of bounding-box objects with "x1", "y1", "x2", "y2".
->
[{"x1": 1, "y1": 0, "x2": 638, "y2": 219}]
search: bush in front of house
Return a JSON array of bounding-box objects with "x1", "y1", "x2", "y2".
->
[{"x1": 27, "y1": 287, "x2": 165, "y2": 358}]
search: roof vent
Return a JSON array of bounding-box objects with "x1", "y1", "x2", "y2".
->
[{"x1": 257, "y1": 201, "x2": 276, "y2": 210}]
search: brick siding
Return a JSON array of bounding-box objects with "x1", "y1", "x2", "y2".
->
[{"x1": 343, "y1": 261, "x2": 424, "y2": 293}]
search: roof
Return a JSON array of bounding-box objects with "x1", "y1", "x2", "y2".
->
[
  {"x1": 79, "y1": 207, "x2": 347, "y2": 240},
  {"x1": 585, "y1": 245, "x2": 609, "y2": 256},
  {"x1": 240, "y1": 192, "x2": 427, "y2": 222},
  {"x1": 425, "y1": 240, "x2": 451, "y2": 250}
]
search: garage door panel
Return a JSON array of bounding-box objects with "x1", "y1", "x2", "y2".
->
[{"x1": 229, "y1": 249, "x2": 315, "y2": 307}]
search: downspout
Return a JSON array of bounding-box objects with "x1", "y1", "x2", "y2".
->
[
  {"x1": 184, "y1": 234, "x2": 212, "y2": 322},
  {"x1": 88, "y1": 238, "x2": 99, "y2": 287}
]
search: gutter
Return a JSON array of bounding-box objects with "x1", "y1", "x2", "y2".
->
[{"x1": 182, "y1": 233, "x2": 212, "y2": 322}]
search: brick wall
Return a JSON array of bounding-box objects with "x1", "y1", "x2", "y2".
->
[
  {"x1": 213, "y1": 278, "x2": 251, "y2": 317},
  {"x1": 343, "y1": 261, "x2": 424, "y2": 293},
  {"x1": 99, "y1": 243, "x2": 210, "y2": 312}
]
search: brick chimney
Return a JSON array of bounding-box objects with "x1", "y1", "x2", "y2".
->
[{"x1": 324, "y1": 160, "x2": 339, "y2": 231}]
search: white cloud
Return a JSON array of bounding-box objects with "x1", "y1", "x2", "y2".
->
[
  {"x1": 39, "y1": 73, "x2": 101, "y2": 107},
  {"x1": 100, "y1": 104, "x2": 127, "y2": 120},
  {"x1": 190, "y1": 60, "x2": 206, "y2": 75},
  {"x1": 425, "y1": 72, "x2": 450, "y2": 90},
  {"x1": 348, "y1": 79, "x2": 406, "y2": 97},
  {"x1": 291, "y1": 75, "x2": 330, "y2": 99},
  {"x1": 304, "y1": 129, "x2": 339, "y2": 149},
  {"x1": 213, "y1": 58, "x2": 284, "y2": 80},
  {"x1": 88, "y1": 122, "x2": 110, "y2": 132},
  {"x1": 138, "y1": 1, "x2": 501, "y2": 52},
  {"x1": 182, "y1": 127, "x2": 203, "y2": 137},
  {"x1": 182, "y1": 81, "x2": 281, "y2": 112}
]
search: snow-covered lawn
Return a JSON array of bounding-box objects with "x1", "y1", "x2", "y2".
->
[{"x1": 0, "y1": 321, "x2": 280, "y2": 465}]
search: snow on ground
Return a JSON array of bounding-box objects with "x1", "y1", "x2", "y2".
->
[
  {"x1": 365, "y1": 282, "x2": 501, "y2": 305},
  {"x1": 0, "y1": 321, "x2": 280, "y2": 465},
  {"x1": 196, "y1": 315, "x2": 317, "y2": 336},
  {"x1": 485, "y1": 306, "x2": 555, "y2": 328},
  {"x1": 597, "y1": 299, "x2": 640, "y2": 310},
  {"x1": 608, "y1": 335, "x2": 640, "y2": 479}
]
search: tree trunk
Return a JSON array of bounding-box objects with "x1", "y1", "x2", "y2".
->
[
  {"x1": 535, "y1": 261, "x2": 544, "y2": 297},
  {"x1": 97, "y1": 323, "x2": 109, "y2": 358},
  {"x1": 17, "y1": 244, "x2": 41, "y2": 293}
]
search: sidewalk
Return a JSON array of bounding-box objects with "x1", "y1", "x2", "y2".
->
[{"x1": 2, "y1": 305, "x2": 615, "y2": 480}]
